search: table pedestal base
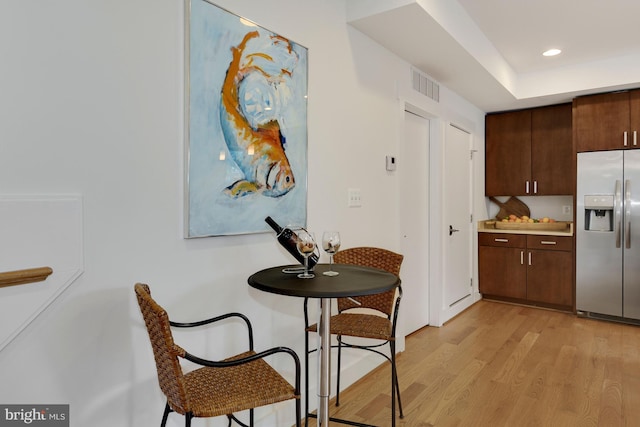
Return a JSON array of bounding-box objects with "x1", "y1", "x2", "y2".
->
[
  {"x1": 313, "y1": 298, "x2": 377, "y2": 427},
  {"x1": 318, "y1": 298, "x2": 330, "y2": 426}
]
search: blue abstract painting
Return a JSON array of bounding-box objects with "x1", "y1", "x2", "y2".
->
[{"x1": 185, "y1": 0, "x2": 308, "y2": 237}]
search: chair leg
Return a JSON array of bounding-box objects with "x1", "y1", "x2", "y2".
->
[
  {"x1": 394, "y1": 354, "x2": 404, "y2": 418},
  {"x1": 390, "y1": 343, "x2": 395, "y2": 427},
  {"x1": 296, "y1": 395, "x2": 302, "y2": 427},
  {"x1": 161, "y1": 402, "x2": 171, "y2": 427},
  {"x1": 185, "y1": 412, "x2": 192, "y2": 427},
  {"x1": 336, "y1": 336, "x2": 342, "y2": 407},
  {"x1": 304, "y1": 328, "x2": 310, "y2": 427},
  {"x1": 390, "y1": 341, "x2": 404, "y2": 427}
]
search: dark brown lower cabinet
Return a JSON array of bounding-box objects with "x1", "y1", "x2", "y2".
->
[
  {"x1": 478, "y1": 234, "x2": 527, "y2": 299},
  {"x1": 479, "y1": 232, "x2": 573, "y2": 311}
]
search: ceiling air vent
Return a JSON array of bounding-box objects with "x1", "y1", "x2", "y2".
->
[{"x1": 411, "y1": 68, "x2": 439, "y2": 102}]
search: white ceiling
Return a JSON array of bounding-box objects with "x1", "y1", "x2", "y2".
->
[{"x1": 347, "y1": 0, "x2": 640, "y2": 112}]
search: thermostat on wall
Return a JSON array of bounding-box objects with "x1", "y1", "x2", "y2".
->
[{"x1": 386, "y1": 155, "x2": 396, "y2": 171}]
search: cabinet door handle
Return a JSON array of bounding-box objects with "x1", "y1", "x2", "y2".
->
[
  {"x1": 526, "y1": 181, "x2": 530, "y2": 194},
  {"x1": 624, "y1": 131, "x2": 628, "y2": 147},
  {"x1": 540, "y1": 241, "x2": 557, "y2": 245},
  {"x1": 534, "y1": 180, "x2": 538, "y2": 194},
  {"x1": 634, "y1": 130, "x2": 638, "y2": 146},
  {"x1": 528, "y1": 252, "x2": 532, "y2": 266},
  {"x1": 494, "y1": 238, "x2": 509, "y2": 243},
  {"x1": 520, "y1": 251, "x2": 524, "y2": 265}
]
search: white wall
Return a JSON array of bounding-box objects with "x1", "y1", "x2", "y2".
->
[{"x1": 0, "y1": 1, "x2": 484, "y2": 426}]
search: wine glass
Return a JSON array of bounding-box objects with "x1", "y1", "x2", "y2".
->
[
  {"x1": 322, "y1": 231, "x2": 341, "y2": 276},
  {"x1": 296, "y1": 230, "x2": 316, "y2": 279}
]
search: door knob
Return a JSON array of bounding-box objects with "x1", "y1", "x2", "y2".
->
[{"x1": 449, "y1": 225, "x2": 460, "y2": 236}]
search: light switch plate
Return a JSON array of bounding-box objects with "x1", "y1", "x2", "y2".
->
[{"x1": 348, "y1": 188, "x2": 362, "y2": 207}]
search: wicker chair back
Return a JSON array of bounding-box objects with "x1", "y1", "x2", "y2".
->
[
  {"x1": 333, "y1": 247, "x2": 403, "y2": 315},
  {"x1": 135, "y1": 283, "x2": 190, "y2": 415}
]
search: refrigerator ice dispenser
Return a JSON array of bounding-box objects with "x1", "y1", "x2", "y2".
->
[{"x1": 584, "y1": 195, "x2": 614, "y2": 231}]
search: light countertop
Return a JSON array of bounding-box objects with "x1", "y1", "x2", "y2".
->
[{"x1": 477, "y1": 220, "x2": 574, "y2": 237}]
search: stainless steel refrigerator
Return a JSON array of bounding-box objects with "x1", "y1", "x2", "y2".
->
[{"x1": 577, "y1": 150, "x2": 640, "y2": 321}]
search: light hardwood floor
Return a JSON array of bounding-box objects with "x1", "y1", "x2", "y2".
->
[{"x1": 304, "y1": 300, "x2": 640, "y2": 426}]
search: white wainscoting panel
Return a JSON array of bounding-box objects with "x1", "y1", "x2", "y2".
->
[{"x1": 0, "y1": 195, "x2": 83, "y2": 351}]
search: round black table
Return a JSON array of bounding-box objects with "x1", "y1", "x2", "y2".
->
[
  {"x1": 248, "y1": 264, "x2": 400, "y2": 427},
  {"x1": 248, "y1": 263, "x2": 399, "y2": 298}
]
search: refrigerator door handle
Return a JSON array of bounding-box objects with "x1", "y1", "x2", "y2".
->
[
  {"x1": 626, "y1": 180, "x2": 631, "y2": 249},
  {"x1": 615, "y1": 180, "x2": 622, "y2": 248}
]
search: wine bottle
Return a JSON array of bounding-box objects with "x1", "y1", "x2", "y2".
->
[{"x1": 265, "y1": 216, "x2": 318, "y2": 268}]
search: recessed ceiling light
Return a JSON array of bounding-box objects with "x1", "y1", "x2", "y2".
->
[{"x1": 543, "y1": 48, "x2": 562, "y2": 57}]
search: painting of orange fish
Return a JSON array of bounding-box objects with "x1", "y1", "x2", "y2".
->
[{"x1": 185, "y1": 0, "x2": 308, "y2": 237}]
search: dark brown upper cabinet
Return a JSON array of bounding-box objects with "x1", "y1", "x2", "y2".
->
[
  {"x1": 574, "y1": 90, "x2": 640, "y2": 152},
  {"x1": 485, "y1": 103, "x2": 573, "y2": 196}
]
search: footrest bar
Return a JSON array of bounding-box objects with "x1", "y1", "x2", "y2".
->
[{"x1": 307, "y1": 413, "x2": 377, "y2": 427}]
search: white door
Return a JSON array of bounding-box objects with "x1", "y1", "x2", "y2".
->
[
  {"x1": 443, "y1": 123, "x2": 473, "y2": 307},
  {"x1": 399, "y1": 109, "x2": 430, "y2": 334}
]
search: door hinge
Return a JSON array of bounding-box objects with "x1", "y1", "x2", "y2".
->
[
  {"x1": 470, "y1": 149, "x2": 478, "y2": 160},
  {"x1": 470, "y1": 278, "x2": 473, "y2": 288},
  {"x1": 470, "y1": 213, "x2": 473, "y2": 223}
]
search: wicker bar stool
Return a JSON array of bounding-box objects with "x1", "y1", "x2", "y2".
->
[
  {"x1": 134, "y1": 283, "x2": 301, "y2": 427},
  {"x1": 303, "y1": 247, "x2": 404, "y2": 426}
]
